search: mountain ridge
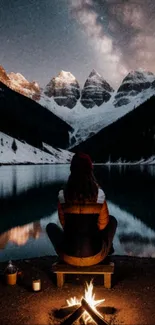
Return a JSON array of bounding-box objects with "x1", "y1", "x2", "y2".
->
[
  {"x1": 1, "y1": 64, "x2": 155, "y2": 164},
  {"x1": 0, "y1": 131, "x2": 73, "y2": 165},
  {"x1": 1, "y1": 64, "x2": 155, "y2": 110}
]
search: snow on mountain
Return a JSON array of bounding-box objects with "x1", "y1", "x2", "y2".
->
[
  {"x1": 8, "y1": 71, "x2": 40, "y2": 99},
  {"x1": 114, "y1": 70, "x2": 155, "y2": 107},
  {"x1": 39, "y1": 71, "x2": 155, "y2": 148},
  {"x1": 69, "y1": 87, "x2": 155, "y2": 148},
  {"x1": 42, "y1": 143, "x2": 73, "y2": 162},
  {"x1": 0, "y1": 132, "x2": 73, "y2": 165},
  {"x1": 44, "y1": 70, "x2": 80, "y2": 109},
  {"x1": 119, "y1": 70, "x2": 155, "y2": 88},
  {"x1": 0, "y1": 65, "x2": 40, "y2": 100},
  {"x1": 81, "y1": 69, "x2": 114, "y2": 108},
  {"x1": 8, "y1": 72, "x2": 28, "y2": 84},
  {"x1": 1, "y1": 64, "x2": 155, "y2": 155}
]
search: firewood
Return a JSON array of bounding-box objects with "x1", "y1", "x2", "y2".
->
[
  {"x1": 81, "y1": 298, "x2": 109, "y2": 325},
  {"x1": 55, "y1": 304, "x2": 115, "y2": 319},
  {"x1": 54, "y1": 304, "x2": 80, "y2": 318},
  {"x1": 60, "y1": 305, "x2": 84, "y2": 325}
]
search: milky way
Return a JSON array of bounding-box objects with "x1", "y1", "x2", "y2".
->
[
  {"x1": 0, "y1": 0, "x2": 155, "y2": 88},
  {"x1": 70, "y1": 0, "x2": 155, "y2": 87}
]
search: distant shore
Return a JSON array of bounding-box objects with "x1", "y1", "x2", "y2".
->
[
  {"x1": 0, "y1": 162, "x2": 71, "y2": 166},
  {"x1": 0, "y1": 162, "x2": 155, "y2": 166}
]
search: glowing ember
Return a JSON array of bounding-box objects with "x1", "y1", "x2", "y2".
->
[{"x1": 66, "y1": 280, "x2": 105, "y2": 324}]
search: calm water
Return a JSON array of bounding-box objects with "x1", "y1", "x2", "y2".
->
[{"x1": 0, "y1": 164, "x2": 155, "y2": 262}]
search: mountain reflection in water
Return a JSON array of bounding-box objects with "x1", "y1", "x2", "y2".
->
[
  {"x1": 0, "y1": 222, "x2": 41, "y2": 249},
  {"x1": 108, "y1": 201, "x2": 155, "y2": 258},
  {"x1": 0, "y1": 164, "x2": 155, "y2": 261}
]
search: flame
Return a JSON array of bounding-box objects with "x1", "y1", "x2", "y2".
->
[{"x1": 66, "y1": 279, "x2": 105, "y2": 324}]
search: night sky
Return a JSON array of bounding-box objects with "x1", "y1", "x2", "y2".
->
[{"x1": 0, "y1": 0, "x2": 155, "y2": 89}]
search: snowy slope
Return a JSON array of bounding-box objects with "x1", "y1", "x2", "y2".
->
[
  {"x1": 38, "y1": 70, "x2": 155, "y2": 148},
  {"x1": 0, "y1": 132, "x2": 73, "y2": 164},
  {"x1": 42, "y1": 143, "x2": 73, "y2": 162},
  {"x1": 39, "y1": 85, "x2": 155, "y2": 148}
]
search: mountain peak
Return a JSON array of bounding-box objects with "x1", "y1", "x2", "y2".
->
[
  {"x1": 81, "y1": 70, "x2": 114, "y2": 108},
  {"x1": 124, "y1": 70, "x2": 155, "y2": 83},
  {"x1": 87, "y1": 70, "x2": 114, "y2": 89},
  {"x1": 58, "y1": 70, "x2": 76, "y2": 81},
  {"x1": 89, "y1": 69, "x2": 101, "y2": 78},
  {"x1": 8, "y1": 72, "x2": 28, "y2": 83},
  {"x1": 15, "y1": 72, "x2": 28, "y2": 81},
  {"x1": 31, "y1": 81, "x2": 40, "y2": 89},
  {"x1": 44, "y1": 70, "x2": 80, "y2": 108},
  {"x1": 115, "y1": 69, "x2": 155, "y2": 107}
]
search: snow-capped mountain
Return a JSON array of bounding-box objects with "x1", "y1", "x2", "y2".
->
[
  {"x1": 44, "y1": 70, "x2": 80, "y2": 109},
  {"x1": 0, "y1": 65, "x2": 40, "y2": 99},
  {"x1": 1, "y1": 63, "x2": 155, "y2": 164},
  {"x1": 8, "y1": 72, "x2": 40, "y2": 100},
  {"x1": 114, "y1": 70, "x2": 155, "y2": 107},
  {"x1": 39, "y1": 70, "x2": 155, "y2": 150},
  {"x1": 0, "y1": 131, "x2": 73, "y2": 164},
  {"x1": 81, "y1": 69, "x2": 114, "y2": 108}
]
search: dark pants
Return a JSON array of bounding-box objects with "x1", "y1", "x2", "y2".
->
[{"x1": 46, "y1": 215, "x2": 117, "y2": 260}]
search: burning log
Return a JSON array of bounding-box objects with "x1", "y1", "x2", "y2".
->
[
  {"x1": 54, "y1": 304, "x2": 80, "y2": 318},
  {"x1": 60, "y1": 305, "x2": 84, "y2": 325},
  {"x1": 55, "y1": 305, "x2": 116, "y2": 319},
  {"x1": 60, "y1": 299, "x2": 110, "y2": 325},
  {"x1": 54, "y1": 280, "x2": 111, "y2": 325},
  {"x1": 81, "y1": 298, "x2": 109, "y2": 325}
]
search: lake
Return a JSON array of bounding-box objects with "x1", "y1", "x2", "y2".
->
[{"x1": 0, "y1": 164, "x2": 155, "y2": 262}]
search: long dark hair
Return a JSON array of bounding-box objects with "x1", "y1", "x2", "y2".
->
[
  {"x1": 64, "y1": 170, "x2": 98, "y2": 202},
  {"x1": 64, "y1": 152, "x2": 99, "y2": 202}
]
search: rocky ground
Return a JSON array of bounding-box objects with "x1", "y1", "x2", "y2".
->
[{"x1": 0, "y1": 255, "x2": 155, "y2": 325}]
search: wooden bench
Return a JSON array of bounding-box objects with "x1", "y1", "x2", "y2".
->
[{"x1": 52, "y1": 262, "x2": 114, "y2": 289}]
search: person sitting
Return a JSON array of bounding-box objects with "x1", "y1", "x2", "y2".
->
[{"x1": 46, "y1": 152, "x2": 117, "y2": 266}]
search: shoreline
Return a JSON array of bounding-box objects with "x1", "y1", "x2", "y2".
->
[
  {"x1": 0, "y1": 254, "x2": 155, "y2": 266},
  {"x1": 0, "y1": 162, "x2": 155, "y2": 166}
]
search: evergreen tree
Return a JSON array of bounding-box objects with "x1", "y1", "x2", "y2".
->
[{"x1": 12, "y1": 139, "x2": 17, "y2": 153}]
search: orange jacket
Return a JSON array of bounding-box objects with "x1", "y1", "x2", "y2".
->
[{"x1": 58, "y1": 188, "x2": 109, "y2": 231}]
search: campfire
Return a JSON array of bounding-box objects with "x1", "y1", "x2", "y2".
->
[{"x1": 56, "y1": 280, "x2": 109, "y2": 325}]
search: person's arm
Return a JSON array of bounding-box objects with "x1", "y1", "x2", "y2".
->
[
  {"x1": 58, "y1": 189, "x2": 65, "y2": 228},
  {"x1": 97, "y1": 200, "x2": 109, "y2": 230},
  {"x1": 58, "y1": 201, "x2": 65, "y2": 228}
]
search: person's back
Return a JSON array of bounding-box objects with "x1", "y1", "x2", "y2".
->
[{"x1": 46, "y1": 152, "x2": 117, "y2": 266}]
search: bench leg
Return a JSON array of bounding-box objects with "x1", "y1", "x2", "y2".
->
[
  {"x1": 57, "y1": 273, "x2": 64, "y2": 288},
  {"x1": 104, "y1": 273, "x2": 112, "y2": 289}
]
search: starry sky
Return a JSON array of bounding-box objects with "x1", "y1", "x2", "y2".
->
[{"x1": 0, "y1": 0, "x2": 155, "y2": 89}]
